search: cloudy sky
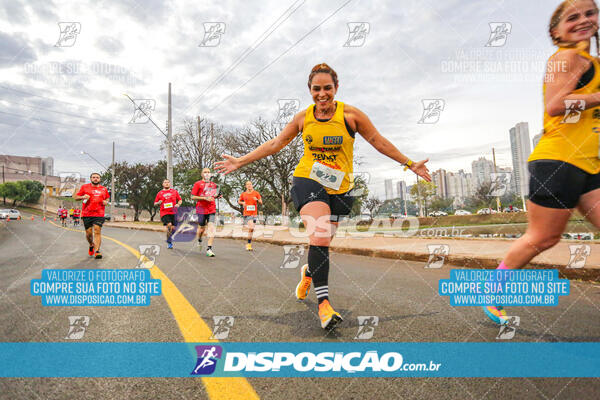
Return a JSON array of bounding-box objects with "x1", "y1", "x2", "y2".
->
[{"x1": 1, "y1": 0, "x2": 555, "y2": 197}]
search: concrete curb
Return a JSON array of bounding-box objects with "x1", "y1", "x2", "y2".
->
[{"x1": 104, "y1": 222, "x2": 600, "y2": 283}]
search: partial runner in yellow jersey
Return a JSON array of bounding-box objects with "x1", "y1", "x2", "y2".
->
[
  {"x1": 483, "y1": 0, "x2": 600, "y2": 326},
  {"x1": 529, "y1": 46, "x2": 600, "y2": 174},
  {"x1": 293, "y1": 100, "x2": 355, "y2": 195}
]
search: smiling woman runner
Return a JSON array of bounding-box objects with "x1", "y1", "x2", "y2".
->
[
  {"x1": 483, "y1": 0, "x2": 600, "y2": 324},
  {"x1": 215, "y1": 63, "x2": 431, "y2": 330}
]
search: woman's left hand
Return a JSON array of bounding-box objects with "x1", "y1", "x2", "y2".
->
[{"x1": 409, "y1": 158, "x2": 431, "y2": 181}]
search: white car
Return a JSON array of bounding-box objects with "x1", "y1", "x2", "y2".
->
[
  {"x1": 477, "y1": 208, "x2": 498, "y2": 215},
  {"x1": 430, "y1": 211, "x2": 448, "y2": 217},
  {"x1": 0, "y1": 209, "x2": 21, "y2": 219},
  {"x1": 454, "y1": 210, "x2": 471, "y2": 215}
]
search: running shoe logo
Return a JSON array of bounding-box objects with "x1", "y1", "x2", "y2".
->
[
  {"x1": 276, "y1": 99, "x2": 300, "y2": 128},
  {"x1": 65, "y1": 316, "x2": 90, "y2": 339},
  {"x1": 129, "y1": 99, "x2": 156, "y2": 124},
  {"x1": 55, "y1": 22, "x2": 81, "y2": 47},
  {"x1": 425, "y1": 244, "x2": 449, "y2": 269},
  {"x1": 562, "y1": 99, "x2": 585, "y2": 124},
  {"x1": 488, "y1": 172, "x2": 511, "y2": 197},
  {"x1": 485, "y1": 22, "x2": 512, "y2": 47},
  {"x1": 496, "y1": 316, "x2": 519, "y2": 340},
  {"x1": 344, "y1": 22, "x2": 370, "y2": 47},
  {"x1": 199, "y1": 22, "x2": 226, "y2": 47},
  {"x1": 566, "y1": 244, "x2": 591, "y2": 269},
  {"x1": 136, "y1": 245, "x2": 160, "y2": 269},
  {"x1": 418, "y1": 99, "x2": 445, "y2": 124},
  {"x1": 354, "y1": 316, "x2": 379, "y2": 340},
  {"x1": 191, "y1": 345, "x2": 223, "y2": 375},
  {"x1": 59, "y1": 172, "x2": 80, "y2": 197},
  {"x1": 210, "y1": 316, "x2": 235, "y2": 340},
  {"x1": 281, "y1": 245, "x2": 305, "y2": 269}
]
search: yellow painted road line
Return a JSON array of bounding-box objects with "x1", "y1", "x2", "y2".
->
[{"x1": 48, "y1": 220, "x2": 259, "y2": 399}]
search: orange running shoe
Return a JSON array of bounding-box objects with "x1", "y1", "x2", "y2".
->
[
  {"x1": 88, "y1": 246, "x2": 94, "y2": 257},
  {"x1": 295, "y1": 264, "x2": 312, "y2": 300},
  {"x1": 318, "y1": 299, "x2": 342, "y2": 330}
]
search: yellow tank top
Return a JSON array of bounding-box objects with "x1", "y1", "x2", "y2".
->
[
  {"x1": 293, "y1": 101, "x2": 355, "y2": 194},
  {"x1": 529, "y1": 47, "x2": 600, "y2": 173}
]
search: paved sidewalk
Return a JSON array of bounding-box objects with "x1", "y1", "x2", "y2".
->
[{"x1": 105, "y1": 221, "x2": 600, "y2": 281}]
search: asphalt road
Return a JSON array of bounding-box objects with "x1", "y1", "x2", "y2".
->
[{"x1": 1, "y1": 216, "x2": 599, "y2": 399}]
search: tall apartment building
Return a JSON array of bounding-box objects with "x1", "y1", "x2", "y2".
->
[{"x1": 509, "y1": 122, "x2": 531, "y2": 196}]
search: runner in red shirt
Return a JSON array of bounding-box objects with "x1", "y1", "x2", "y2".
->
[
  {"x1": 238, "y1": 180, "x2": 262, "y2": 251},
  {"x1": 73, "y1": 172, "x2": 110, "y2": 259},
  {"x1": 154, "y1": 179, "x2": 182, "y2": 249},
  {"x1": 59, "y1": 206, "x2": 68, "y2": 227},
  {"x1": 191, "y1": 168, "x2": 219, "y2": 257},
  {"x1": 73, "y1": 208, "x2": 81, "y2": 226}
]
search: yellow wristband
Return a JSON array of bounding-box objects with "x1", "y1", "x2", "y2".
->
[{"x1": 403, "y1": 159, "x2": 413, "y2": 171}]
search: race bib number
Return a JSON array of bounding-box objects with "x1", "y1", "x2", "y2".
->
[
  {"x1": 163, "y1": 202, "x2": 173, "y2": 209},
  {"x1": 246, "y1": 205, "x2": 256, "y2": 211},
  {"x1": 309, "y1": 162, "x2": 345, "y2": 190}
]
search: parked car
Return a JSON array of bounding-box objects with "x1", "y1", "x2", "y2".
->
[
  {"x1": 563, "y1": 232, "x2": 593, "y2": 240},
  {"x1": 502, "y1": 207, "x2": 523, "y2": 213},
  {"x1": 0, "y1": 209, "x2": 21, "y2": 219},
  {"x1": 430, "y1": 210, "x2": 448, "y2": 217},
  {"x1": 476, "y1": 208, "x2": 497, "y2": 215},
  {"x1": 454, "y1": 210, "x2": 471, "y2": 215}
]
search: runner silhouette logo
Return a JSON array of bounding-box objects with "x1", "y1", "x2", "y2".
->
[
  {"x1": 210, "y1": 316, "x2": 234, "y2": 340},
  {"x1": 191, "y1": 345, "x2": 223, "y2": 375}
]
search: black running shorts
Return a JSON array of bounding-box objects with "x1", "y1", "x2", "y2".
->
[
  {"x1": 82, "y1": 216, "x2": 105, "y2": 230},
  {"x1": 529, "y1": 160, "x2": 600, "y2": 209},
  {"x1": 290, "y1": 176, "x2": 355, "y2": 220},
  {"x1": 197, "y1": 213, "x2": 215, "y2": 226},
  {"x1": 161, "y1": 214, "x2": 176, "y2": 226}
]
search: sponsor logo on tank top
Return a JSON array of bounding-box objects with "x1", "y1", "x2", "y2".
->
[
  {"x1": 312, "y1": 153, "x2": 337, "y2": 163},
  {"x1": 309, "y1": 146, "x2": 341, "y2": 152},
  {"x1": 323, "y1": 136, "x2": 343, "y2": 145}
]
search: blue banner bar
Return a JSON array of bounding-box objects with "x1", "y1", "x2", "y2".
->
[{"x1": 0, "y1": 342, "x2": 598, "y2": 377}]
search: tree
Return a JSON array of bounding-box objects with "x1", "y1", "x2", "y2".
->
[
  {"x1": 17, "y1": 180, "x2": 44, "y2": 203},
  {"x1": 500, "y1": 192, "x2": 524, "y2": 209},
  {"x1": 102, "y1": 162, "x2": 153, "y2": 221},
  {"x1": 0, "y1": 182, "x2": 20, "y2": 206},
  {"x1": 430, "y1": 196, "x2": 454, "y2": 213},
  {"x1": 464, "y1": 181, "x2": 496, "y2": 211},
  {"x1": 0, "y1": 180, "x2": 43, "y2": 206},
  {"x1": 363, "y1": 195, "x2": 382, "y2": 216},
  {"x1": 410, "y1": 180, "x2": 436, "y2": 216},
  {"x1": 168, "y1": 117, "x2": 223, "y2": 172},
  {"x1": 220, "y1": 118, "x2": 303, "y2": 215}
]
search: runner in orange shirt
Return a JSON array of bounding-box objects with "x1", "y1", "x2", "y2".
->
[{"x1": 238, "y1": 181, "x2": 262, "y2": 251}]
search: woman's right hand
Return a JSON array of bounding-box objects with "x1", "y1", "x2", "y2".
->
[{"x1": 214, "y1": 154, "x2": 242, "y2": 175}]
